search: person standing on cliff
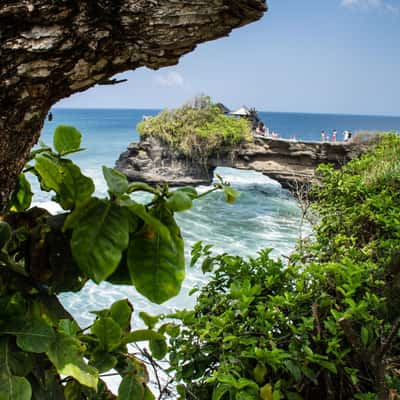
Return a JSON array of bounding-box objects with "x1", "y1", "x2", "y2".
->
[{"x1": 321, "y1": 130, "x2": 325, "y2": 142}]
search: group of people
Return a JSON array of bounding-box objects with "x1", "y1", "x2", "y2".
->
[
  {"x1": 255, "y1": 122, "x2": 280, "y2": 138},
  {"x1": 321, "y1": 129, "x2": 352, "y2": 142}
]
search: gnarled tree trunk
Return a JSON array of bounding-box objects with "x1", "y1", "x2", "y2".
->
[{"x1": 0, "y1": 0, "x2": 266, "y2": 209}]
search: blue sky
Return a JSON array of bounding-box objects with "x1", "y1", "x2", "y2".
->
[{"x1": 58, "y1": 0, "x2": 400, "y2": 116}]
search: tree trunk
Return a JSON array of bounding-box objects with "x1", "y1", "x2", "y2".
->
[{"x1": 0, "y1": 0, "x2": 266, "y2": 209}]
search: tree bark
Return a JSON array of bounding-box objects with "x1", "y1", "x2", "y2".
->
[{"x1": 0, "y1": 0, "x2": 266, "y2": 209}]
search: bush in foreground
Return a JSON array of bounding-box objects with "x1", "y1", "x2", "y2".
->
[{"x1": 169, "y1": 134, "x2": 400, "y2": 400}]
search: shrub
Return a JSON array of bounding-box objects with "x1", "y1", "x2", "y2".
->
[
  {"x1": 137, "y1": 99, "x2": 252, "y2": 160},
  {"x1": 0, "y1": 126, "x2": 237, "y2": 399},
  {"x1": 168, "y1": 133, "x2": 400, "y2": 400}
]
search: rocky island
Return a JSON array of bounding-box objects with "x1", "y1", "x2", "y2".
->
[{"x1": 116, "y1": 99, "x2": 367, "y2": 189}]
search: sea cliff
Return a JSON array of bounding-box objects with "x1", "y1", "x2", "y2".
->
[{"x1": 116, "y1": 135, "x2": 366, "y2": 190}]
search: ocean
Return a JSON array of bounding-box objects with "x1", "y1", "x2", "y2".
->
[{"x1": 34, "y1": 108, "x2": 400, "y2": 326}]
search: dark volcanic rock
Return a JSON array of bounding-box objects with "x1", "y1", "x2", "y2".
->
[{"x1": 116, "y1": 136, "x2": 367, "y2": 190}]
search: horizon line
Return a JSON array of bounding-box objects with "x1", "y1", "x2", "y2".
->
[{"x1": 52, "y1": 107, "x2": 400, "y2": 119}]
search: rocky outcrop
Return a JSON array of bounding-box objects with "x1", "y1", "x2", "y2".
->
[
  {"x1": 116, "y1": 136, "x2": 367, "y2": 190},
  {"x1": 0, "y1": 0, "x2": 266, "y2": 209}
]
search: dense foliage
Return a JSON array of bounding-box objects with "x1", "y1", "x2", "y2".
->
[
  {"x1": 137, "y1": 97, "x2": 252, "y2": 160},
  {"x1": 0, "y1": 126, "x2": 237, "y2": 400},
  {"x1": 168, "y1": 134, "x2": 400, "y2": 400}
]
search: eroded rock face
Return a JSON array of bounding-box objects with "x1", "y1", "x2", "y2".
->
[
  {"x1": 116, "y1": 136, "x2": 367, "y2": 190},
  {"x1": 0, "y1": 0, "x2": 266, "y2": 208}
]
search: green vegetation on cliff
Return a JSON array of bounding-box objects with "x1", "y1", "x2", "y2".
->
[
  {"x1": 168, "y1": 133, "x2": 400, "y2": 399},
  {"x1": 137, "y1": 97, "x2": 252, "y2": 159}
]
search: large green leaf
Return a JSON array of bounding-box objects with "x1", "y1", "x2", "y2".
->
[
  {"x1": 103, "y1": 166, "x2": 129, "y2": 196},
  {"x1": 110, "y1": 299, "x2": 133, "y2": 331},
  {"x1": 70, "y1": 198, "x2": 130, "y2": 283},
  {"x1": 1, "y1": 319, "x2": 55, "y2": 354},
  {"x1": 167, "y1": 191, "x2": 193, "y2": 212},
  {"x1": 118, "y1": 375, "x2": 144, "y2": 400},
  {"x1": 143, "y1": 386, "x2": 155, "y2": 400},
  {"x1": 91, "y1": 317, "x2": 122, "y2": 351},
  {"x1": 47, "y1": 333, "x2": 98, "y2": 389},
  {"x1": 0, "y1": 376, "x2": 31, "y2": 400},
  {"x1": 53, "y1": 125, "x2": 82, "y2": 155},
  {"x1": 121, "y1": 199, "x2": 171, "y2": 242},
  {"x1": 127, "y1": 205, "x2": 185, "y2": 304},
  {"x1": 35, "y1": 155, "x2": 94, "y2": 210},
  {"x1": 34, "y1": 154, "x2": 62, "y2": 193},
  {"x1": 55, "y1": 160, "x2": 95, "y2": 209}
]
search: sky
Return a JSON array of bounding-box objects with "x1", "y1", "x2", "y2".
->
[{"x1": 57, "y1": 0, "x2": 400, "y2": 116}]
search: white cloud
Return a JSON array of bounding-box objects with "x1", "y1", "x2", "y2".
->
[
  {"x1": 341, "y1": 0, "x2": 399, "y2": 13},
  {"x1": 154, "y1": 71, "x2": 185, "y2": 87}
]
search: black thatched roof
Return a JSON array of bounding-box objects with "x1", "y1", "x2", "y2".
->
[{"x1": 216, "y1": 103, "x2": 230, "y2": 114}]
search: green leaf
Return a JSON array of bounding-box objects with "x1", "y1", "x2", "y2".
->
[
  {"x1": 70, "y1": 198, "x2": 130, "y2": 283},
  {"x1": 127, "y1": 182, "x2": 157, "y2": 195},
  {"x1": 0, "y1": 376, "x2": 32, "y2": 400},
  {"x1": 110, "y1": 299, "x2": 133, "y2": 331},
  {"x1": 9, "y1": 352, "x2": 33, "y2": 378},
  {"x1": 1, "y1": 319, "x2": 55, "y2": 354},
  {"x1": 223, "y1": 187, "x2": 240, "y2": 204},
  {"x1": 236, "y1": 390, "x2": 258, "y2": 400},
  {"x1": 143, "y1": 386, "x2": 155, "y2": 400},
  {"x1": 167, "y1": 191, "x2": 193, "y2": 212},
  {"x1": 89, "y1": 351, "x2": 117, "y2": 373},
  {"x1": 102, "y1": 166, "x2": 129, "y2": 196},
  {"x1": 317, "y1": 360, "x2": 337, "y2": 374},
  {"x1": 237, "y1": 378, "x2": 259, "y2": 390},
  {"x1": 122, "y1": 329, "x2": 164, "y2": 344},
  {"x1": 47, "y1": 333, "x2": 98, "y2": 389},
  {"x1": 253, "y1": 362, "x2": 267, "y2": 384},
  {"x1": 8, "y1": 174, "x2": 32, "y2": 212},
  {"x1": 0, "y1": 222, "x2": 11, "y2": 249},
  {"x1": 122, "y1": 200, "x2": 171, "y2": 242},
  {"x1": 34, "y1": 154, "x2": 62, "y2": 193},
  {"x1": 149, "y1": 337, "x2": 167, "y2": 360},
  {"x1": 212, "y1": 384, "x2": 230, "y2": 400},
  {"x1": 260, "y1": 384, "x2": 273, "y2": 400},
  {"x1": 139, "y1": 312, "x2": 160, "y2": 329},
  {"x1": 361, "y1": 326, "x2": 369, "y2": 347},
  {"x1": 64, "y1": 380, "x2": 82, "y2": 400},
  {"x1": 201, "y1": 256, "x2": 214, "y2": 273},
  {"x1": 91, "y1": 317, "x2": 122, "y2": 351},
  {"x1": 58, "y1": 320, "x2": 80, "y2": 336},
  {"x1": 127, "y1": 207, "x2": 185, "y2": 304},
  {"x1": 286, "y1": 393, "x2": 304, "y2": 400},
  {"x1": 0, "y1": 338, "x2": 12, "y2": 376},
  {"x1": 53, "y1": 125, "x2": 82, "y2": 155},
  {"x1": 35, "y1": 155, "x2": 94, "y2": 210},
  {"x1": 55, "y1": 160, "x2": 95, "y2": 209},
  {"x1": 284, "y1": 360, "x2": 302, "y2": 382},
  {"x1": 118, "y1": 375, "x2": 144, "y2": 400},
  {"x1": 176, "y1": 186, "x2": 198, "y2": 199}
]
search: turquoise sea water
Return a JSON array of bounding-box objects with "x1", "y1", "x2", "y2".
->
[{"x1": 35, "y1": 108, "x2": 400, "y2": 326}]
